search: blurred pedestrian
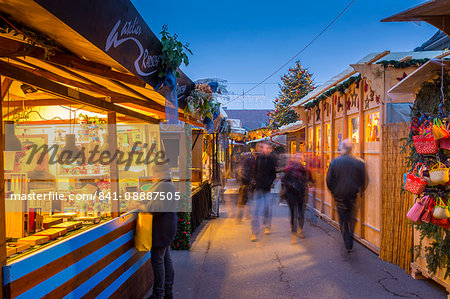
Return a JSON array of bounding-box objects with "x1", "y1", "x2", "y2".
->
[
  {"x1": 251, "y1": 141, "x2": 277, "y2": 241},
  {"x1": 281, "y1": 153, "x2": 312, "y2": 243},
  {"x1": 326, "y1": 139, "x2": 367, "y2": 254},
  {"x1": 148, "y1": 163, "x2": 177, "y2": 299},
  {"x1": 236, "y1": 149, "x2": 256, "y2": 223}
]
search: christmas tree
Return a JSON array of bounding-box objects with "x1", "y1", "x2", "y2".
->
[
  {"x1": 269, "y1": 61, "x2": 314, "y2": 129},
  {"x1": 171, "y1": 212, "x2": 192, "y2": 250}
]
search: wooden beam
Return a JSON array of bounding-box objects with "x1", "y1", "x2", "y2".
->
[
  {"x1": 10, "y1": 58, "x2": 163, "y2": 111},
  {"x1": 0, "y1": 36, "x2": 145, "y2": 87},
  {"x1": 0, "y1": 60, "x2": 159, "y2": 124},
  {"x1": 0, "y1": 76, "x2": 7, "y2": 299},
  {"x1": 5, "y1": 99, "x2": 74, "y2": 107},
  {"x1": 108, "y1": 112, "x2": 120, "y2": 218},
  {"x1": 1, "y1": 78, "x2": 12, "y2": 100},
  {"x1": 10, "y1": 58, "x2": 200, "y2": 124}
]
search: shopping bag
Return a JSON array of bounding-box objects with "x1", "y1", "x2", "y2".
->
[
  {"x1": 429, "y1": 162, "x2": 450, "y2": 185},
  {"x1": 413, "y1": 135, "x2": 439, "y2": 154},
  {"x1": 432, "y1": 118, "x2": 450, "y2": 140},
  {"x1": 134, "y1": 212, "x2": 153, "y2": 251},
  {"x1": 421, "y1": 197, "x2": 434, "y2": 223},
  {"x1": 406, "y1": 195, "x2": 429, "y2": 222},
  {"x1": 432, "y1": 197, "x2": 450, "y2": 219},
  {"x1": 404, "y1": 164, "x2": 427, "y2": 195}
]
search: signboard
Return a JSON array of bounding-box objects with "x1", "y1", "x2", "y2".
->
[{"x1": 35, "y1": 0, "x2": 194, "y2": 104}]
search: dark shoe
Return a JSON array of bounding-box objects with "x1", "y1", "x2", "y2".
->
[
  {"x1": 149, "y1": 294, "x2": 163, "y2": 299},
  {"x1": 165, "y1": 286, "x2": 174, "y2": 299}
]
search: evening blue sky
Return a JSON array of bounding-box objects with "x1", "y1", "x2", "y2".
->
[{"x1": 133, "y1": 0, "x2": 437, "y2": 101}]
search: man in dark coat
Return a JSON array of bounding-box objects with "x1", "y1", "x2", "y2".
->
[
  {"x1": 147, "y1": 163, "x2": 178, "y2": 299},
  {"x1": 326, "y1": 139, "x2": 367, "y2": 253},
  {"x1": 251, "y1": 141, "x2": 277, "y2": 241}
]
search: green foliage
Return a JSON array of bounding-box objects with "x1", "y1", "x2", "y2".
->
[
  {"x1": 184, "y1": 84, "x2": 220, "y2": 120},
  {"x1": 158, "y1": 25, "x2": 192, "y2": 79},
  {"x1": 406, "y1": 75, "x2": 450, "y2": 278},
  {"x1": 269, "y1": 61, "x2": 314, "y2": 129},
  {"x1": 376, "y1": 59, "x2": 430, "y2": 68},
  {"x1": 171, "y1": 212, "x2": 191, "y2": 250},
  {"x1": 0, "y1": 14, "x2": 57, "y2": 59}
]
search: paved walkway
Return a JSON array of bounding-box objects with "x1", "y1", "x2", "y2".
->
[{"x1": 171, "y1": 203, "x2": 446, "y2": 299}]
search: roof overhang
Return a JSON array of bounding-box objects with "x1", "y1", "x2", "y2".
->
[
  {"x1": 382, "y1": 0, "x2": 450, "y2": 36},
  {"x1": 278, "y1": 121, "x2": 305, "y2": 135},
  {"x1": 292, "y1": 51, "x2": 390, "y2": 108},
  {"x1": 387, "y1": 59, "x2": 450, "y2": 102},
  {"x1": 0, "y1": 0, "x2": 194, "y2": 103}
]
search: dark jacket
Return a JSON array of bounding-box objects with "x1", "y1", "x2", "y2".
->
[
  {"x1": 326, "y1": 154, "x2": 367, "y2": 204},
  {"x1": 254, "y1": 154, "x2": 277, "y2": 192},
  {"x1": 240, "y1": 154, "x2": 256, "y2": 186},
  {"x1": 282, "y1": 161, "x2": 312, "y2": 201},
  {"x1": 147, "y1": 181, "x2": 178, "y2": 248}
]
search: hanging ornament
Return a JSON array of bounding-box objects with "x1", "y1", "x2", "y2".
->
[{"x1": 4, "y1": 121, "x2": 22, "y2": 152}]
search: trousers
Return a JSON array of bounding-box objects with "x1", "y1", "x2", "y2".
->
[
  {"x1": 251, "y1": 190, "x2": 273, "y2": 235},
  {"x1": 151, "y1": 246, "x2": 174, "y2": 297}
]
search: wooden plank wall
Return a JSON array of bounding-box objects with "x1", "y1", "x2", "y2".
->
[
  {"x1": 380, "y1": 122, "x2": 414, "y2": 273},
  {"x1": 3, "y1": 211, "x2": 153, "y2": 298}
]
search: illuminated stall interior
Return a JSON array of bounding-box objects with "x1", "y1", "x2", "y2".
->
[{"x1": 292, "y1": 50, "x2": 446, "y2": 253}]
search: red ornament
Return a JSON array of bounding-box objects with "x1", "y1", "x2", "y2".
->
[
  {"x1": 275, "y1": 99, "x2": 278, "y2": 102},
  {"x1": 267, "y1": 112, "x2": 270, "y2": 116},
  {"x1": 296, "y1": 90, "x2": 300, "y2": 94},
  {"x1": 275, "y1": 110, "x2": 278, "y2": 113},
  {"x1": 312, "y1": 86, "x2": 315, "y2": 90}
]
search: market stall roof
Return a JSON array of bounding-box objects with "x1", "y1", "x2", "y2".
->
[
  {"x1": 387, "y1": 59, "x2": 450, "y2": 102},
  {"x1": 0, "y1": 0, "x2": 201, "y2": 126},
  {"x1": 382, "y1": 0, "x2": 450, "y2": 36},
  {"x1": 247, "y1": 134, "x2": 286, "y2": 146},
  {"x1": 292, "y1": 51, "x2": 390, "y2": 108},
  {"x1": 278, "y1": 121, "x2": 304, "y2": 135},
  {"x1": 293, "y1": 50, "x2": 446, "y2": 108}
]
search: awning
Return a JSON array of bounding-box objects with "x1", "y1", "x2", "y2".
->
[
  {"x1": 0, "y1": 1, "x2": 203, "y2": 126},
  {"x1": 387, "y1": 59, "x2": 450, "y2": 102},
  {"x1": 382, "y1": 0, "x2": 450, "y2": 36},
  {"x1": 247, "y1": 135, "x2": 286, "y2": 147},
  {"x1": 278, "y1": 121, "x2": 305, "y2": 135},
  {"x1": 0, "y1": 0, "x2": 194, "y2": 105}
]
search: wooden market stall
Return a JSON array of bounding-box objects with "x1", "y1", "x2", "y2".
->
[
  {"x1": 382, "y1": 1, "x2": 450, "y2": 292},
  {"x1": 0, "y1": 0, "x2": 204, "y2": 297},
  {"x1": 278, "y1": 121, "x2": 306, "y2": 154},
  {"x1": 291, "y1": 50, "x2": 447, "y2": 254}
]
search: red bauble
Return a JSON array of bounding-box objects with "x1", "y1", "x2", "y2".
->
[
  {"x1": 275, "y1": 99, "x2": 278, "y2": 102},
  {"x1": 267, "y1": 112, "x2": 270, "y2": 116},
  {"x1": 296, "y1": 90, "x2": 300, "y2": 94}
]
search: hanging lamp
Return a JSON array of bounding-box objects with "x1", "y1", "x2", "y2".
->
[
  {"x1": 61, "y1": 106, "x2": 80, "y2": 158},
  {"x1": 4, "y1": 120, "x2": 22, "y2": 152}
]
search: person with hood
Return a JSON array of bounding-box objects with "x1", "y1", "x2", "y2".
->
[
  {"x1": 326, "y1": 139, "x2": 367, "y2": 253},
  {"x1": 251, "y1": 141, "x2": 277, "y2": 241},
  {"x1": 282, "y1": 153, "x2": 312, "y2": 243},
  {"x1": 147, "y1": 163, "x2": 178, "y2": 299}
]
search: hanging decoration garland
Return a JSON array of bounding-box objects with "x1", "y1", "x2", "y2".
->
[
  {"x1": 0, "y1": 14, "x2": 58, "y2": 59},
  {"x1": 304, "y1": 74, "x2": 362, "y2": 110},
  {"x1": 376, "y1": 59, "x2": 431, "y2": 69}
]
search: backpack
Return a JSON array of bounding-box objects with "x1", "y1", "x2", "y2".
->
[{"x1": 283, "y1": 169, "x2": 305, "y2": 194}]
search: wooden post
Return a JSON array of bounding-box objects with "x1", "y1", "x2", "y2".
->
[
  {"x1": 359, "y1": 78, "x2": 366, "y2": 239},
  {"x1": 320, "y1": 105, "x2": 325, "y2": 214},
  {"x1": 330, "y1": 96, "x2": 336, "y2": 221},
  {"x1": 108, "y1": 111, "x2": 120, "y2": 218},
  {"x1": 0, "y1": 76, "x2": 8, "y2": 299}
]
